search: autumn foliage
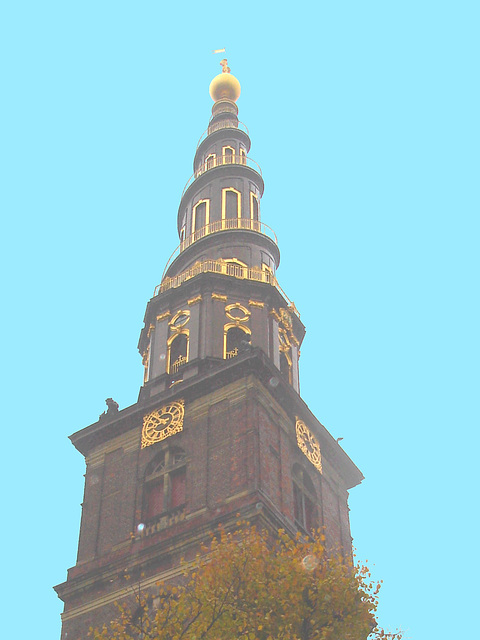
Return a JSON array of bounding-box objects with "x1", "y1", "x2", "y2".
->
[{"x1": 93, "y1": 524, "x2": 401, "y2": 640}]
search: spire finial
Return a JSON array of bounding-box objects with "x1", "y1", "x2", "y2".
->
[{"x1": 209, "y1": 59, "x2": 241, "y2": 102}]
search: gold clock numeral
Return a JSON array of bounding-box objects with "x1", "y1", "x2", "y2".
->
[
  {"x1": 295, "y1": 418, "x2": 322, "y2": 473},
  {"x1": 141, "y1": 400, "x2": 185, "y2": 448}
]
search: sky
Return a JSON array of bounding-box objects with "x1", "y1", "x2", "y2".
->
[{"x1": 1, "y1": 2, "x2": 478, "y2": 639}]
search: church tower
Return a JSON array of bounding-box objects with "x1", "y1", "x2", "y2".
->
[{"x1": 55, "y1": 63, "x2": 363, "y2": 638}]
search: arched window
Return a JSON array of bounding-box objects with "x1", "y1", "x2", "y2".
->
[
  {"x1": 205, "y1": 153, "x2": 216, "y2": 171},
  {"x1": 292, "y1": 464, "x2": 317, "y2": 533},
  {"x1": 222, "y1": 187, "x2": 241, "y2": 222},
  {"x1": 192, "y1": 199, "x2": 210, "y2": 233},
  {"x1": 144, "y1": 449, "x2": 186, "y2": 522},
  {"x1": 250, "y1": 192, "x2": 260, "y2": 223},
  {"x1": 239, "y1": 147, "x2": 247, "y2": 165},
  {"x1": 222, "y1": 145, "x2": 235, "y2": 165},
  {"x1": 168, "y1": 333, "x2": 188, "y2": 374},
  {"x1": 224, "y1": 325, "x2": 250, "y2": 359}
]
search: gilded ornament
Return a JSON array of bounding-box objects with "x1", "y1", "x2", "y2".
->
[
  {"x1": 225, "y1": 302, "x2": 250, "y2": 323},
  {"x1": 212, "y1": 293, "x2": 228, "y2": 301},
  {"x1": 295, "y1": 418, "x2": 323, "y2": 473},
  {"x1": 269, "y1": 309, "x2": 281, "y2": 322},
  {"x1": 187, "y1": 295, "x2": 202, "y2": 306},
  {"x1": 279, "y1": 307, "x2": 293, "y2": 329},
  {"x1": 169, "y1": 310, "x2": 190, "y2": 329},
  {"x1": 156, "y1": 311, "x2": 171, "y2": 322},
  {"x1": 248, "y1": 300, "x2": 265, "y2": 308},
  {"x1": 141, "y1": 400, "x2": 185, "y2": 448}
]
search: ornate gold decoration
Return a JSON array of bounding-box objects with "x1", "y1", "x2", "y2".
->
[
  {"x1": 212, "y1": 293, "x2": 228, "y2": 301},
  {"x1": 295, "y1": 419, "x2": 322, "y2": 473},
  {"x1": 188, "y1": 295, "x2": 202, "y2": 306},
  {"x1": 157, "y1": 255, "x2": 280, "y2": 296},
  {"x1": 169, "y1": 310, "x2": 190, "y2": 329},
  {"x1": 147, "y1": 323, "x2": 155, "y2": 338},
  {"x1": 156, "y1": 311, "x2": 171, "y2": 322},
  {"x1": 225, "y1": 302, "x2": 250, "y2": 323},
  {"x1": 249, "y1": 300, "x2": 264, "y2": 308},
  {"x1": 279, "y1": 307, "x2": 292, "y2": 329},
  {"x1": 141, "y1": 400, "x2": 185, "y2": 449},
  {"x1": 269, "y1": 309, "x2": 281, "y2": 322},
  {"x1": 171, "y1": 355, "x2": 187, "y2": 374},
  {"x1": 278, "y1": 327, "x2": 291, "y2": 351},
  {"x1": 142, "y1": 348, "x2": 149, "y2": 384}
]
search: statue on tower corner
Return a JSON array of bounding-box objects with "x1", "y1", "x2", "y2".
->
[{"x1": 99, "y1": 397, "x2": 119, "y2": 420}]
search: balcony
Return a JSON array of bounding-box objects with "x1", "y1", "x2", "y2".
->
[
  {"x1": 196, "y1": 120, "x2": 249, "y2": 148},
  {"x1": 170, "y1": 355, "x2": 187, "y2": 374},
  {"x1": 182, "y1": 153, "x2": 262, "y2": 198},
  {"x1": 162, "y1": 218, "x2": 278, "y2": 280},
  {"x1": 155, "y1": 257, "x2": 300, "y2": 319}
]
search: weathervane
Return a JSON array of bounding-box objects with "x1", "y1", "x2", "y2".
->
[{"x1": 212, "y1": 48, "x2": 231, "y2": 74}]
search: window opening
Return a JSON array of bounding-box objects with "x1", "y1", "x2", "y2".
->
[
  {"x1": 250, "y1": 192, "x2": 260, "y2": 222},
  {"x1": 168, "y1": 334, "x2": 188, "y2": 374},
  {"x1": 205, "y1": 153, "x2": 216, "y2": 171},
  {"x1": 222, "y1": 146, "x2": 235, "y2": 165},
  {"x1": 222, "y1": 188, "x2": 241, "y2": 222},
  {"x1": 225, "y1": 325, "x2": 251, "y2": 359},
  {"x1": 292, "y1": 465, "x2": 317, "y2": 533},
  {"x1": 193, "y1": 200, "x2": 209, "y2": 232},
  {"x1": 143, "y1": 449, "x2": 187, "y2": 523}
]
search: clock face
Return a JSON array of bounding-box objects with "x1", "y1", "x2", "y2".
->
[
  {"x1": 141, "y1": 400, "x2": 185, "y2": 448},
  {"x1": 295, "y1": 419, "x2": 323, "y2": 473}
]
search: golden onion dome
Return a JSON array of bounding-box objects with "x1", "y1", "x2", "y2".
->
[{"x1": 209, "y1": 71, "x2": 241, "y2": 103}]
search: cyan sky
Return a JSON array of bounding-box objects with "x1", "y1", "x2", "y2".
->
[{"x1": 1, "y1": 2, "x2": 478, "y2": 639}]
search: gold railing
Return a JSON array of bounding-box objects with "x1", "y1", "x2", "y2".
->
[
  {"x1": 162, "y1": 218, "x2": 277, "y2": 280},
  {"x1": 170, "y1": 355, "x2": 187, "y2": 374},
  {"x1": 196, "y1": 121, "x2": 249, "y2": 148},
  {"x1": 181, "y1": 218, "x2": 276, "y2": 252},
  {"x1": 182, "y1": 154, "x2": 262, "y2": 198},
  {"x1": 155, "y1": 258, "x2": 300, "y2": 319},
  {"x1": 159, "y1": 260, "x2": 274, "y2": 294}
]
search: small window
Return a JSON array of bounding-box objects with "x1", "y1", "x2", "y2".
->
[
  {"x1": 143, "y1": 449, "x2": 187, "y2": 522},
  {"x1": 292, "y1": 465, "x2": 317, "y2": 533},
  {"x1": 250, "y1": 192, "x2": 260, "y2": 222},
  {"x1": 168, "y1": 334, "x2": 188, "y2": 374},
  {"x1": 222, "y1": 188, "x2": 241, "y2": 222},
  {"x1": 222, "y1": 146, "x2": 235, "y2": 164},
  {"x1": 225, "y1": 326, "x2": 251, "y2": 359},
  {"x1": 205, "y1": 153, "x2": 216, "y2": 170},
  {"x1": 193, "y1": 200, "x2": 209, "y2": 231}
]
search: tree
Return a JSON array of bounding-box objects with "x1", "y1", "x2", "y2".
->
[{"x1": 93, "y1": 523, "x2": 401, "y2": 640}]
